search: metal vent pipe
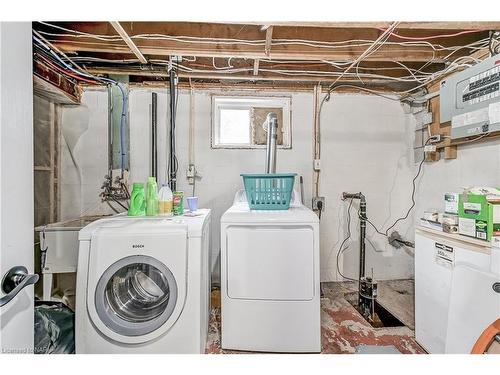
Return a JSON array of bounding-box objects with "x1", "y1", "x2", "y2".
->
[
  {"x1": 151, "y1": 92, "x2": 158, "y2": 178},
  {"x1": 264, "y1": 112, "x2": 278, "y2": 174}
]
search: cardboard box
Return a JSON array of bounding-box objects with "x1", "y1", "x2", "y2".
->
[
  {"x1": 458, "y1": 192, "x2": 500, "y2": 241},
  {"x1": 444, "y1": 193, "x2": 459, "y2": 215}
]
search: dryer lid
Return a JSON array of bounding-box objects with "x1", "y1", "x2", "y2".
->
[{"x1": 221, "y1": 203, "x2": 319, "y2": 224}]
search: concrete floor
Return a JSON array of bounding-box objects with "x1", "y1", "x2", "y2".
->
[{"x1": 206, "y1": 280, "x2": 424, "y2": 354}]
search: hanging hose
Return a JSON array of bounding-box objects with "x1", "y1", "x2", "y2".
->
[
  {"x1": 168, "y1": 68, "x2": 178, "y2": 191},
  {"x1": 113, "y1": 82, "x2": 127, "y2": 176}
]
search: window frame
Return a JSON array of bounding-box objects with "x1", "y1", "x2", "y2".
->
[{"x1": 211, "y1": 95, "x2": 292, "y2": 149}]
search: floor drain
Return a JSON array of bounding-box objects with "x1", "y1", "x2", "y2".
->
[{"x1": 345, "y1": 292, "x2": 405, "y2": 328}]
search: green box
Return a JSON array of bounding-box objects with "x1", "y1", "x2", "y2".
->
[{"x1": 458, "y1": 192, "x2": 500, "y2": 241}]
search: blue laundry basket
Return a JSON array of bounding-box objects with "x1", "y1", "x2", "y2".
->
[{"x1": 241, "y1": 173, "x2": 296, "y2": 210}]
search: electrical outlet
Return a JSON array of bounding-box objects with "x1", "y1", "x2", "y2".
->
[
  {"x1": 312, "y1": 196, "x2": 325, "y2": 211},
  {"x1": 313, "y1": 159, "x2": 321, "y2": 171},
  {"x1": 428, "y1": 134, "x2": 442, "y2": 143},
  {"x1": 187, "y1": 164, "x2": 195, "y2": 178},
  {"x1": 186, "y1": 164, "x2": 196, "y2": 185}
]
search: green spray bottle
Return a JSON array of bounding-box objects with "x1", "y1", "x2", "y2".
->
[
  {"x1": 146, "y1": 177, "x2": 159, "y2": 216},
  {"x1": 128, "y1": 183, "x2": 146, "y2": 216}
]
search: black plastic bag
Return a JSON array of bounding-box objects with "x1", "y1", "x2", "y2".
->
[{"x1": 34, "y1": 301, "x2": 75, "y2": 354}]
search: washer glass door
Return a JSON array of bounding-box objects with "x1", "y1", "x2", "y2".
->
[{"x1": 94, "y1": 255, "x2": 178, "y2": 337}]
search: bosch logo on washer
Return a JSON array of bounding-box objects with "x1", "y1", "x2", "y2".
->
[{"x1": 132, "y1": 244, "x2": 145, "y2": 249}]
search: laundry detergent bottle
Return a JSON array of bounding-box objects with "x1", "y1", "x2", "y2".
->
[
  {"x1": 158, "y1": 184, "x2": 173, "y2": 217},
  {"x1": 145, "y1": 177, "x2": 159, "y2": 216},
  {"x1": 128, "y1": 183, "x2": 146, "y2": 216}
]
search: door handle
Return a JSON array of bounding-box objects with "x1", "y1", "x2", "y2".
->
[
  {"x1": 493, "y1": 282, "x2": 500, "y2": 294},
  {"x1": 0, "y1": 266, "x2": 39, "y2": 307}
]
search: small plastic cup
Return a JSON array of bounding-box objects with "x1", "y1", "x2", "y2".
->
[{"x1": 187, "y1": 196, "x2": 199, "y2": 212}]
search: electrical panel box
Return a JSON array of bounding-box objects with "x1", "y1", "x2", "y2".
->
[{"x1": 440, "y1": 54, "x2": 500, "y2": 140}]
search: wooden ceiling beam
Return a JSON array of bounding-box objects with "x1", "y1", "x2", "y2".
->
[
  {"x1": 35, "y1": 21, "x2": 495, "y2": 88},
  {"x1": 127, "y1": 80, "x2": 394, "y2": 93},
  {"x1": 253, "y1": 59, "x2": 259, "y2": 75},
  {"x1": 109, "y1": 21, "x2": 148, "y2": 64},
  {"x1": 265, "y1": 26, "x2": 273, "y2": 56},
  {"x1": 101, "y1": 78, "x2": 411, "y2": 93},
  {"x1": 137, "y1": 80, "x2": 320, "y2": 92},
  {"x1": 40, "y1": 21, "x2": 491, "y2": 65},
  {"x1": 52, "y1": 41, "x2": 449, "y2": 62},
  {"x1": 216, "y1": 21, "x2": 500, "y2": 30},
  {"x1": 85, "y1": 66, "x2": 417, "y2": 87}
]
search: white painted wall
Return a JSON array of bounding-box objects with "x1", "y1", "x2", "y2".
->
[
  {"x1": 319, "y1": 95, "x2": 417, "y2": 281},
  {"x1": 60, "y1": 88, "x2": 115, "y2": 219},
  {"x1": 415, "y1": 138, "x2": 500, "y2": 219},
  {"x1": 60, "y1": 87, "x2": 419, "y2": 282}
]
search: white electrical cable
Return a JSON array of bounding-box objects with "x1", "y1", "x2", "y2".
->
[
  {"x1": 45, "y1": 33, "x2": 490, "y2": 56},
  {"x1": 38, "y1": 22, "x2": 490, "y2": 54},
  {"x1": 80, "y1": 58, "x2": 476, "y2": 87},
  {"x1": 212, "y1": 57, "x2": 235, "y2": 70},
  {"x1": 329, "y1": 22, "x2": 400, "y2": 88},
  {"x1": 73, "y1": 55, "x2": 442, "y2": 79},
  {"x1": 37, "y1": 21, "x2": 492, "y2": 93},
  {"x1": 353, "y1": 28, "x2": 397, "y2": 84}
]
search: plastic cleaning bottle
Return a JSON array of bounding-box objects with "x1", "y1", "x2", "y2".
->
[
  {"x1": 128, "y1": 183, "x2": 146, "y2": 216},
  {"x1": 145, "y1": 177, "x2": 159, "y2": 216},
  {"x1": 158, "y1": 184, "x2": 173, "y2": 217}
]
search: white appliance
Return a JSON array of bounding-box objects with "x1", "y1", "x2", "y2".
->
[
  {"x1": 445, "y1": 263, "x2": 500, "y2": 353},
  {"x1": 220, "y1": 191, "x2": 321, "y2": 353},
  {"x1": 415, "y1": 226, "x2": 498, "y2": 353},
  {"x1": 75, "y1": 210, "x2": 211, "y2": 354},
  {"x1": 35, "y1": 216, "x2": 104, "y2": 301}
]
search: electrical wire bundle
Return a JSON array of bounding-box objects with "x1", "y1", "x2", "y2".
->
[
  {"x1": 489, "y1": 31, "x2": 500, "y2": 55},
  {"x1": 33, "y1": 34, "x2": 128, "y2": 175},
  {"x1": 33, "y1": 32, "x2": 130, "y2": 215},
  {"x1": 166, "y1": 67, "x2": 179, "y2": 189},
  {"x1": 33, "y1": 21, "x2": 495, "y2": 92}
]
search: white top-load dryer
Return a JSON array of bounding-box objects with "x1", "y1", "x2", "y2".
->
[
  {"x1": 75, "y1": 210, "x2": 211, "y2": 354},
  {"x1": 220, "y1": 191, "x2": 321, "y2": 352}
]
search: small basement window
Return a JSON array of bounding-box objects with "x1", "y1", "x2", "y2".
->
[{"x1": 212, "y1": 96, "x2": 291, "y2": 149}]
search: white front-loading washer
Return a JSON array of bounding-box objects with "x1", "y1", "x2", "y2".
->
[
  {"x1": 220, "y1": 191, "x2": 321, "y2": 353},
  {"x1": 75, "y1": 210, "x2": 211, "y2": 353}
]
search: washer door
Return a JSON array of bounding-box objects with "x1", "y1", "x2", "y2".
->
[{"x1": 94, "y1": 255, "x2": 178, "y2": 337}]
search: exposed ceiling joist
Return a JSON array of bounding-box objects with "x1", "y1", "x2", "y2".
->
[
  {"x1": 109, "y1": 21, "x2": 148, "y2": 64},
  {"x1": 52, "y1": 41, "x2": 449, "y2": 62},
  {"x1": 218, "y1": 21, "x2": 500, "y2": 30},
  {"x1": 253, "y1": 59, "x2": 259, "y2": 75},
  {"x1": 33, "y1": 21, "x2": 497, "y2": 91},
  {"x1": 86, "y1": 66, "x2": 408, "y2": 86},
  {"x1": 265, "y1": 26, "x2": 273, "y2": 56}
]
